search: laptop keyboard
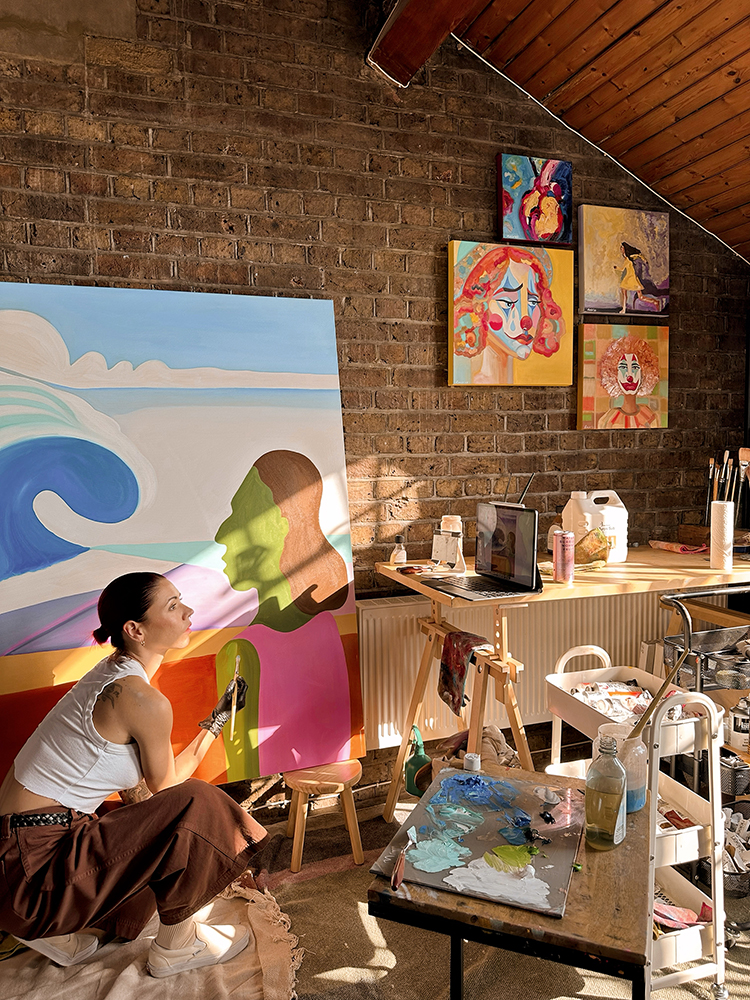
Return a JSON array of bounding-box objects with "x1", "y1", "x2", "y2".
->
[{"x1": 435, "y1": 576, "x2": 519, "y2": 599}]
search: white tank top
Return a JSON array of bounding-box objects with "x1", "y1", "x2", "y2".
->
[{"x1": 14, "y1": 655, "x2": 148, "y2": 812}]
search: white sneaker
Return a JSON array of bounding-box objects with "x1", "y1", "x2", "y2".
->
[
  {"x1": 147, "y1": 922, "x2": 250, "y2": 978},
  {"x1": 15, "y1": 932, "x2": 99, "y2": 967}
]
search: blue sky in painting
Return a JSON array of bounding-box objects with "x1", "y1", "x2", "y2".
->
[{"x1": 0, "y1": 284, "x2": 337, "y2": 374}]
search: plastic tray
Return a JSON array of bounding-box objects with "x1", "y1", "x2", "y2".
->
[{"x1": 546, "y1": 664, "x2": 714, "y2": 757}]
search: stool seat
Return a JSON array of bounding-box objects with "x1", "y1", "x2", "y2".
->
[
  {"x1": 282, "y1": 759, "x2": 364, "y2": 872},
  {"x1": 283, "y1": 759, "x2": 362, "y2": 795}
]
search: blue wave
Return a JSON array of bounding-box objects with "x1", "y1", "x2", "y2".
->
[{"x1": 0, "y1": 436, "x2": 139, "y2": 581}]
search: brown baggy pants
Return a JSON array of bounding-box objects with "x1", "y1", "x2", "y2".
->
[{"x1": 0, "y1": 779, "x2": 268, "y2": 940}]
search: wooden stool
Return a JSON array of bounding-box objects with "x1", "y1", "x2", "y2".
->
[{"x1": 282, "y1": 760, "x2": 365, "y2": 873}]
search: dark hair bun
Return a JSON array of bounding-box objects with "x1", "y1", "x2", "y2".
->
[{"x1": 92, "y1": 625, "x2": 111, "y2": 645}]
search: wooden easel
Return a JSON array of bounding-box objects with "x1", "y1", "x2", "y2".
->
[{"x1": 382, "y1": 595, "x2": 534, "y2": 823}]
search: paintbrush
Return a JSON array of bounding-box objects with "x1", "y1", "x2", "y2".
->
[
  {"x1": 737, "y1": 447, "x2": 750, "y2": 526},
  {"x1": 705, "y1": 457, "x2": 715, "y2": 525},
  {"x1": 718, "y1": 449, "x2": 729, "y2": 500},
  {"x1": 726, "y1": 458, "x2": 734, "y2": 502},
  {"x1": 518, "y1": 472, "x2": 535, "y2": 505},
  {"x1": 230, "y1": 653, "x2": 240, "y2": 740}
]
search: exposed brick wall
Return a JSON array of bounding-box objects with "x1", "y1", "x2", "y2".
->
[{"x1": 0, "y1": 0, "x2": 748, "y2": 598}]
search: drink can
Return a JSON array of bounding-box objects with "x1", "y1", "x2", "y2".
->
[{"x1": 553, "y1": 530, "x2": 575, "y2": 584}]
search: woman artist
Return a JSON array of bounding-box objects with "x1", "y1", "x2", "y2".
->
[{"x1": 0, "y1": 572, "x2": 268, "y2": 977}]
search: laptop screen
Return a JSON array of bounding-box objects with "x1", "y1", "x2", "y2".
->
[{"x1": 475, "y1": 502, "x2": 538, "y2": 589}]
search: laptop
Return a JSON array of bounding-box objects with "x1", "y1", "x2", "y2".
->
[{"x1": 421, "y1": 501, "x2": 543, "y2": 601}]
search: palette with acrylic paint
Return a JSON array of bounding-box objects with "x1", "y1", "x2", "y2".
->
[{"x1": 372, "y1": 768, "x2": 585, "y2": 918}]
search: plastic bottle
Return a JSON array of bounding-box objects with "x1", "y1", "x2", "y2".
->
[
  {"x1": 594, "y1": 723, "x2": 647, "y2": 813},
  {"x1": 585, "y1": 733, "x2": 627, "y2": 850},
  {"x1": 390, "y1": 534, "x2": 407, "y2": 564},
  {"x1": 588, "y1": 490, "x2": 628, "y2": 562},
  {"x1": 561, "y1": 491, "x2": 597, "y2": 545}
]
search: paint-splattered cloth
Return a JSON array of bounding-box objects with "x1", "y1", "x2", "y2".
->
[{"x1": 438, "y1": 631, "x2": 494, "y2": 716}]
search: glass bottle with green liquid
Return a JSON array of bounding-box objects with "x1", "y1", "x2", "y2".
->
[{"x1": 585, "y1": 733, "x2": 626, "y2": 850}]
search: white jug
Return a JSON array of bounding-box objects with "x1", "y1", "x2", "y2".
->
[
  {"x1": 561, "y1": 491, "x2": 597, "y2": 545},
  {"x1": 588, "y1": 490, "x2": 628, "y2": 562}
]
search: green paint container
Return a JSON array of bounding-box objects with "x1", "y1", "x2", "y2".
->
[{"x1": 404, "y1": 725, "x2": 431, "y2": 797}]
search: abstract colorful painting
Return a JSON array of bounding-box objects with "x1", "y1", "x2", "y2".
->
[
  {"x1": 577, "y1": 323, "x2": 669, "y2": 430},
  {"x1": 579, "y1": 205, "x2": 669, "y2": 316},
  {"x1": 0, "y1": 284, "x2": 364, "y2": 783},
  {"x1": 498, "y1": 153, "x2": 573, "y2": 244},
  {"x1": 371, "y1": 769, "x2": 585, "y2": 917},
  {"x1": 449, "y1": 240, "x2": 574, "y2": 387}
]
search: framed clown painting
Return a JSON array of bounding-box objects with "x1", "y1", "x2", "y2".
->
[{"x1": 577, "y1": 323, "x2": 669, "y2": 430}]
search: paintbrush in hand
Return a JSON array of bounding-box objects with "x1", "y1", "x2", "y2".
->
[{"x1": 230, "y1": 653, "x2": 240, "y2": 740}]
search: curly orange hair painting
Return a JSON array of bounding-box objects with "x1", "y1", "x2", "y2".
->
[
  {"x1": 453, "y1": 245, "x2": 565, "y2": 360},
  {"x1": 597, "y1": 334, "x2": 660, "y2": 397}
]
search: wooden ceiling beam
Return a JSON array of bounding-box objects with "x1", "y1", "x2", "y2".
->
[
  {"x1": 614, "y1": 77, "x2": 750, "y2": 165},
  {"x1": 516, "y1": 0, "x2": 659, "y2": 99},
  {"x1": 678, "y1": 176, "x2": 750, "y2": 220},
  {"x1": 655, "y1": 136, "x2": 750, "y2": 199},
  {"x1": 639, "y1": 106, "x2": 750, "y2": 186},
  {"x1": 700, "y1": 216, "x2": 750, "y2": 247},
  {"x1": 543, "y1": 0, "x2": 708, "y2": 114},
  {"x1": 480, "y1": 0, "x2": 580, "y2": 70},
  {"x1": 590, "y1": 47, "x2": 750, "y2": 151},
  {"x1": 461, "y1": 0, "x2": 534, "y2": 57},
  {"x1": 499, "y1": 0, "x2": 619, "y2": 89},
  {"x1": 568, "y1": 21, "x2": 750, "y2": 137},
  {"x1": 366, "y1": 0, "x2": 492, "y2": 86}
]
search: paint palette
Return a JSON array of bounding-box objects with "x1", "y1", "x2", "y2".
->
[{"x1": 372, "y1": 768, "x2": 585, "y2": 918}]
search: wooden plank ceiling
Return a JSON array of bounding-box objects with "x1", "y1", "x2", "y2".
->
[{"x1": 368, "y1": 0, "x2": 750, "y2": 263}]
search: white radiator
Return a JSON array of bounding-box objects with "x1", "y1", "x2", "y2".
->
[{"x1": 356, "y1": 591, "x2": 696, "y2": 750}]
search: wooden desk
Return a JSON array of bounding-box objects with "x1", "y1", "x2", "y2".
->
[
  {"x1": 376, "y1": 549, "x2": 750, "y2": 822},
  {"x1": 368, "y1": 767, "x2": 650, "y2": 1000}
]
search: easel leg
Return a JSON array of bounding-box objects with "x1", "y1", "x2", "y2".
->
[
  {"x1": 382, "y1": 629, "x2": 441, "y2": 823},
  {"x1": 503, "y1": 675, "x2": 534, "y2": 771},
  {"x1": 466, "y1": 662, "x2": 490, "y2": 755}
]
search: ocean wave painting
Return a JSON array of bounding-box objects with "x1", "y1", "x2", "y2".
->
[{"x1": 0, "y1": 284, "x2": 363, "y2": 781}]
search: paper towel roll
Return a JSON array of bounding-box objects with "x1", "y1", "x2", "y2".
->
[{"x1": 710, "y1": 500, "x2": 734, "y2": 570}]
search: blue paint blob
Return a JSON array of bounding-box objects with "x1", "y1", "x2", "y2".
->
[
  {"x1": 0, "y1": 436, "x2": 139, "y2": 580},
  {"x1": 498, "y1": 826, "x2": 528, "y2": 845}
]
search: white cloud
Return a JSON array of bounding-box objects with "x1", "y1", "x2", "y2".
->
[{"x1": 0, "y1": 310, "x2": 339, "y2": 389}]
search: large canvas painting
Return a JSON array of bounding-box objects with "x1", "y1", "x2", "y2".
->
[
  {"x1": 0, "y1": 284, "x2": 364, "y2": 782},
  {"x1": 498, "y1": 153, "x2": 573, "y2": 244},
  {"x1": 449, "y1": 240, "x2": 574, "y2": 387},
  {"x1": 577, "y1": 323, "x2": 669, "y2": 430},
  {"x1": 579, "y1": 204, "x2": 669, "y2": 316}
]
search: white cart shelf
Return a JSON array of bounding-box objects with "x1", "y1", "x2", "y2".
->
[
  {"x1": 646, "y1": 693, "x2": 726, "y2": 1000},
  {"x1": 545, "y1": 646, "x2": 727, "y2": 999}
]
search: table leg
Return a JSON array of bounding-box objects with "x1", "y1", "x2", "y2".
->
[
  {"x1": 450, "y1": 934, "x2": 464, "y2": 1000},
  {"x1": 382, "y1": 628, "x2": 441, "y2": 823},
  {"x1": 631, "y1": 967, "x2": 646, "y2": 1000}
]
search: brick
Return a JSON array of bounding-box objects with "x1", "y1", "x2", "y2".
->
[{"x1": 87, "y1": 39, "x2": 172, "y2": 75}]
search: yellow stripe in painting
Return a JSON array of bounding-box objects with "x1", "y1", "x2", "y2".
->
[{"x1": 0, "y1": 628, "x2": 247, "y2": 695}]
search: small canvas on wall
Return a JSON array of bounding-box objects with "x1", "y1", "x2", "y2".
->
[
  {"x1": 449, "y1": 240, "x2": 574, "y2": 387},
  {"x1": 579, "y1": 204, "x2": 669, "y2": 316},
  {"x1": 498, "y1": 153, "x2": 573, "y2": 244},
  {"x1": 577, "y1": 323, "x2": 669, "y2": 430}
]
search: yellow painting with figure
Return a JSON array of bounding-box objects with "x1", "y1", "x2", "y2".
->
[{"x1": 448, "y1": 241, "x2": 574, "y2": 386}]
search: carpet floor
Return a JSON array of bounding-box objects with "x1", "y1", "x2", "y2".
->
[{"x1": 256, "y1": 803, "x2": 750, "y2": 1000}]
